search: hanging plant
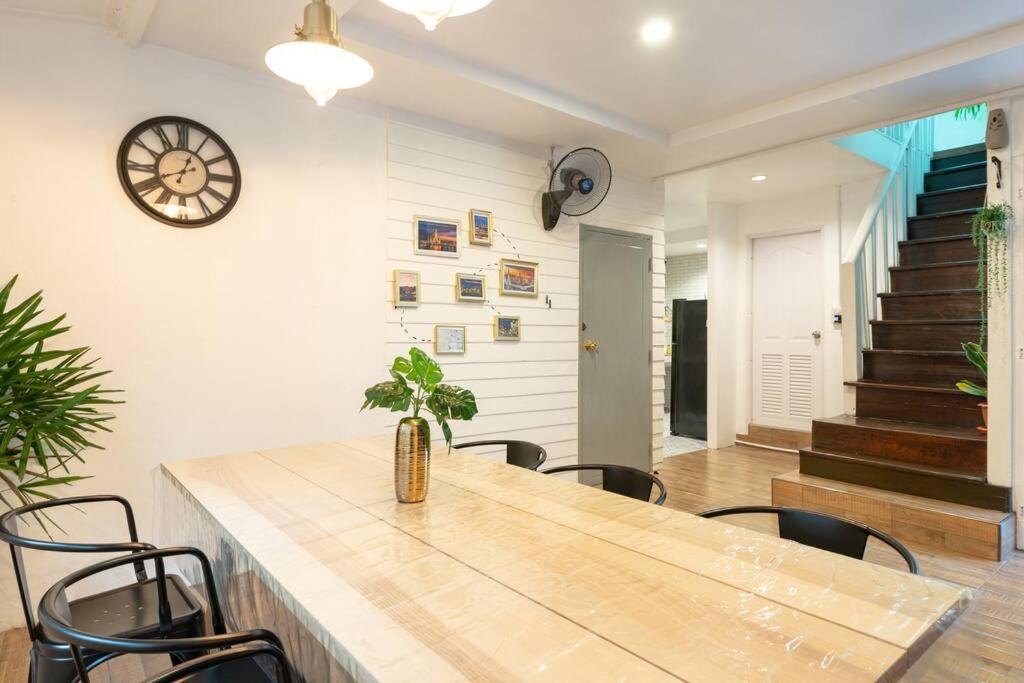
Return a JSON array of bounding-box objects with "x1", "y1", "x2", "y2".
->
[{"x1": 970, "y1": 202, "x2": 1013, "y2": 341}]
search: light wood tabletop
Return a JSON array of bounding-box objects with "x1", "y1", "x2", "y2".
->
[{"x1": 159, "y1": 436, "x2": 971, "y2": 682}]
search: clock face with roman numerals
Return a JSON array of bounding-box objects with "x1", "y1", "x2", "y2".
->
[{"x1": 116, "y1": 116, "x2": 241, "y2": 228}]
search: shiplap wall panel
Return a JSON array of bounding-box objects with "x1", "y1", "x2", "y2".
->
[{"x1": 384, "y1": 121, "x2": 665, "y2": 466}]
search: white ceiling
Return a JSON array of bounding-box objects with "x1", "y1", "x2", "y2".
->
[
  {"x1": 5, "y1": 0, "x2": 1024, "y2": 177},
  {"x1": 665, "y1": 140, "x2": 883, "y2": 233}
]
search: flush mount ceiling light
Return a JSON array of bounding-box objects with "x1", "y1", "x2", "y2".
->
[
  {"x1": 751, "y1": 175, "x2": 768, "y2": 182},
  {"x1": 640, "y1": 18, "x2": 673, "y2": 45},
  {"x1": 265, "y1": 0, "x2": 374, "y2": 107},
  {"x1": 377, "y1": 0, "x2": 494, "y2": 31}
]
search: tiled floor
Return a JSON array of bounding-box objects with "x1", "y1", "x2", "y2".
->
[{"x1": 662, "y1": 412, "x2": 706, "y2": 456}]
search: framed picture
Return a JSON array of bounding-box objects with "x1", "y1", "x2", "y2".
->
[
  {"x1": 434, "y1": 325, "x2": 466, "y2": 355},
  {"x1": 393, "y1": 270, "x2": 420, "y2": 308},
  {"x1": 413, "y1": 216, "x2": 460, "y2": 257},
  {"x1": 499, "y1": 258, "x2": 539, "y2": 297},
  {"x1": 455, "y1": 273, "x2": 486, "y2": 302},
  {"x1": 469, "y1": 209, "x2": 493, "y2": 246},
  {"x1": 494, "y1": 315, "x2": 520, "y2": 341}
]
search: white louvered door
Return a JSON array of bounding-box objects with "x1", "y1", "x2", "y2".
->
[{"x1": 751, "y1": 231, "x2": 823, "y2": 430}]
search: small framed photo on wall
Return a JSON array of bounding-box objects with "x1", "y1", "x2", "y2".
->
[
  {"x1": 469, "y1": 209, "x2": 493, "y2": 246},
  {"x1": 413, "y1": 216, "x2": 460, "y2": 257},
  {"x1": 393, "y1": 270, "x2": 420, "y2": 308},
  {"x1": 494, "y1": 315, "x2": 520, "y2": 341},
  {"x1": 434, "y1": 325, "x2": 467, "y2": 355},
  {"x1": 499, "y1": 258, "x2": 539, "y2": 297},
  {"x1": 455, "y1": 273, "x2": 486, "y2": 302}
]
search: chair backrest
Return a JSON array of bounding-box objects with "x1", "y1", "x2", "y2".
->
[
  {"x1": 454, "y1": 440, "x2": 547, "y2": 470},
  {"x1": 147, "y1": 643, "x2": 292, "y2": 683},
  {"x1": 36, "y1": 547, "x2": 289, "y2": 683},
  {"x1": 541, "y1": 464, "x2": 667, "y2": 505},
  {"x1": 0, "y1": 495, "x2": 153, "y2": 637},
  {"x1": 697, "y1": 505, "x2": 919, "y2": 573}
]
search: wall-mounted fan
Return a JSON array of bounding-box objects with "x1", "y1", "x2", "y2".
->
[{"x1": 542, "y1": 147, "x2": 612, "y2": 231}]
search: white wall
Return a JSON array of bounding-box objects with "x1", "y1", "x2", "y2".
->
[
  {"x1": 382, "y1": 122, "x2": 666, "y2": 470},
  {"x1": 0, "y1": 14, "x2": 665, "y2": 627},
  {"x1": 705, "y1": 175, "x2": 880, "y2": 444},
  {"x1": 665, "y1": 254, "x2": 708, "y2": 303}
]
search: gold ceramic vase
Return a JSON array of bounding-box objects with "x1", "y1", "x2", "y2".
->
[{"x1": 395, "y1": 417, "x2": 430, "y2": 503}]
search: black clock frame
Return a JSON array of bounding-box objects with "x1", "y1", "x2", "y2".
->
[{"x1": 116, "y1": 115, "x2": 241, "y2": 229}]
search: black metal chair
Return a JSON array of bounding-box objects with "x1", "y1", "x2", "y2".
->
[
  {"x1": 541, "y1": 464, "x2": 667, "y2": 505},
  {"x1": 0, "y1": 496, "x2": 206, "y2": 683},
  {"x1": 697, "y1": 505, "x2": 919, "y2": 574},
  {"x1": 37, "y1": 546, "x2": 293, "y2": 683},
  {"x1": 454, "y1": 440, "x2": 547, "y2": 470}
]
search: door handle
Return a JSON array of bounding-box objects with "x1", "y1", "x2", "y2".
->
[
  {"x1": 811, "y1": 330, "x2": 822, "y2": 340},
  {"x1": 583, "y1": 340, "x2": 599, "y2": 352}
]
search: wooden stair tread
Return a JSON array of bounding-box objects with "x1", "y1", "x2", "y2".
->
[
  {"x1": 800, "y1": 448, "x2": 984, "y2": 482},
  {"x1": 868, "y1": 318, "x2": 980, "y2": 325},
  {"x1": 907, "y1": 208, "x2": 976, "y2": 223},
  {"x1": 878, "y1": 288, "x2": 974, "y2": 298},
  {"x1": 775, "y1": 469, "x2": 1009, "y2": 522},
  {"x1": 899, "y1": 234, "x2": 972, "y2": 246},
  {"x1": 844, "y1": 379, "x2": 964, "y2": 395},
  {"x1": 814, "y1": 414, "x2": 985, "y2": 442},
  {"x1": 915, "y1": 183, "x2": 986, "y2": 200},
  {"x1": 889, "y1": 260, "x2": 977, "y2": 272},
  {"x1": 925, "y1": 160, "x2": 987, "y2": 176},
  {"x1": 862, "y1": 349, "x2": 964, "y2": 356}
]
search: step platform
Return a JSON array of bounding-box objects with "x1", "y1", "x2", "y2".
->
[{"x1": 772, "y1": 469, "x2": 1015, "y2": 561}]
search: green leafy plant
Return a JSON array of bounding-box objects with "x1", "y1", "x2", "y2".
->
[
  {"x1": 971, "y1": 202, "x2": 1013, "y2": 341},
  {"x1": 953, "y1": 104, "x2": 985, "y2": 121},
  {"x1": 955, "y1": 342, "x2": 987, "y2": 399},
  {"x1": 1, "y1": 276, "x2": 121, "y2": 529},
  {"x1": 361, "y1": 348, "x2": 478, "y2": 448}
]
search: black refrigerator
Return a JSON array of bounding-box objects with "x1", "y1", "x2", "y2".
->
[{"x1": 670, "y1": 299, "x2": 707, "y2": 439}]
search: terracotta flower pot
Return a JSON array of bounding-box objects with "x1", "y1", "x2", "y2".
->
[{"x1": 978, "y1": 403, "x2": 988, "y2": 434}]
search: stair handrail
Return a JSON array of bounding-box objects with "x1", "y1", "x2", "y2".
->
[
  {"x1": 841, "y1": 118, "x2": 933, "y2": 405},
  {"x1": 843, "y1": 121, "x2": 919, "y2": 264}
]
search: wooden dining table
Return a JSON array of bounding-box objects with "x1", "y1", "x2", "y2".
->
[{"x1": 157, "y1": 436, "x2": 970, "y2": 682}]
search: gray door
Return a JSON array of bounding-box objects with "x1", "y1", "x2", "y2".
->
[{"x1": 579, "y1": 226, "x2": 653, "y2": 472}]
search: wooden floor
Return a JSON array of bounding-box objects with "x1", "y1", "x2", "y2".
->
[{"x1": 2, "y1": 444, "x2": 1022, "y2": 681}]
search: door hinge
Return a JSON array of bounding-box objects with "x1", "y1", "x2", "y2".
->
[{"x1": 648, "y1": 257, "x2": 653, "y2": 272}]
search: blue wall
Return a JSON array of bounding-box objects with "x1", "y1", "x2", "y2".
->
[{"x1": 933, "y1": 106, "x2": 986, "y2": 151}]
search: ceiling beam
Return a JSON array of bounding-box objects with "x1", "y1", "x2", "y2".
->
[
  {"x1": 669, "y1": 19, "x2": 1024, "y2": 147},
  {"x1": 103, "y1": 0, "x2": 158, "y2": 47},
  {"x1": 343, "y1": 17, "x2": 670, "y2": 145}
]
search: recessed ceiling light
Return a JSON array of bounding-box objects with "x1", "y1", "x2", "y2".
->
[
  {"x1": 751, "y1": 175, "x2": 767, "y2": 182},
  {"x1": 641, "y1": 18, "x2": 673, "y2": 45}
]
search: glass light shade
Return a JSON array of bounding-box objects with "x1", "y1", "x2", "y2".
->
[
  {"x1": 265, "y1": 41, "x2": 374, "y2": 106},
  {"x1": 377, "y1": 0, "x2": 493, "y2": 30}
]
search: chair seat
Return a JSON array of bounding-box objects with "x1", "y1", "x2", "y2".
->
[
  {"x1": 176, "y1": 657, "x2": 277, "y2": 683},
  {"x1": 62, "y1": 575, "x2": 204, "y2": 640}
]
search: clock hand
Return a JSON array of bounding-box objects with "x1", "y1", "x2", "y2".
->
[{"x1": 175, "y1": 155, "x2": 194, "y2": 184}]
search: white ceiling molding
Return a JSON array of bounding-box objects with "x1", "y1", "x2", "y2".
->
[
  {"x1": 103, "y1": 0, "x2": 157, "y2": 47},
  {"x1": 343, "y1": 17, "x2": 670, "y2": 145},
  {"x1": 669, "y1": 19, "x2": 1024, "y2": 148}
]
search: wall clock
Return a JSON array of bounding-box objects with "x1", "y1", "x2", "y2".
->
[{"x1": 116, "y1": 116, "x2": 241, "y2": 228}]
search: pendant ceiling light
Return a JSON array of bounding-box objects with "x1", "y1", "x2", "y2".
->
[
  {"x1": 377, "y1": 0, "x2": 494, "y2": 31},
  {"x1": 265, "y1": 0, "x2": 374, "y2": 107}
]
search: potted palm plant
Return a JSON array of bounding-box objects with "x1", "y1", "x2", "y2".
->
[
  {"x1": 1, "y1": 276, "x2": 120, "y2": 531},
  {"x1": 362, "y1": 348, "x2": 477, "y2": 503},
  {"x1": 955, "y1": 341, "x2": 988, "y2": 433}
]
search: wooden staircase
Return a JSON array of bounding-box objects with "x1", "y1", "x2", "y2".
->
[{"x1": 799, "y1": 144, "x2": 1012, "y2": 513}]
